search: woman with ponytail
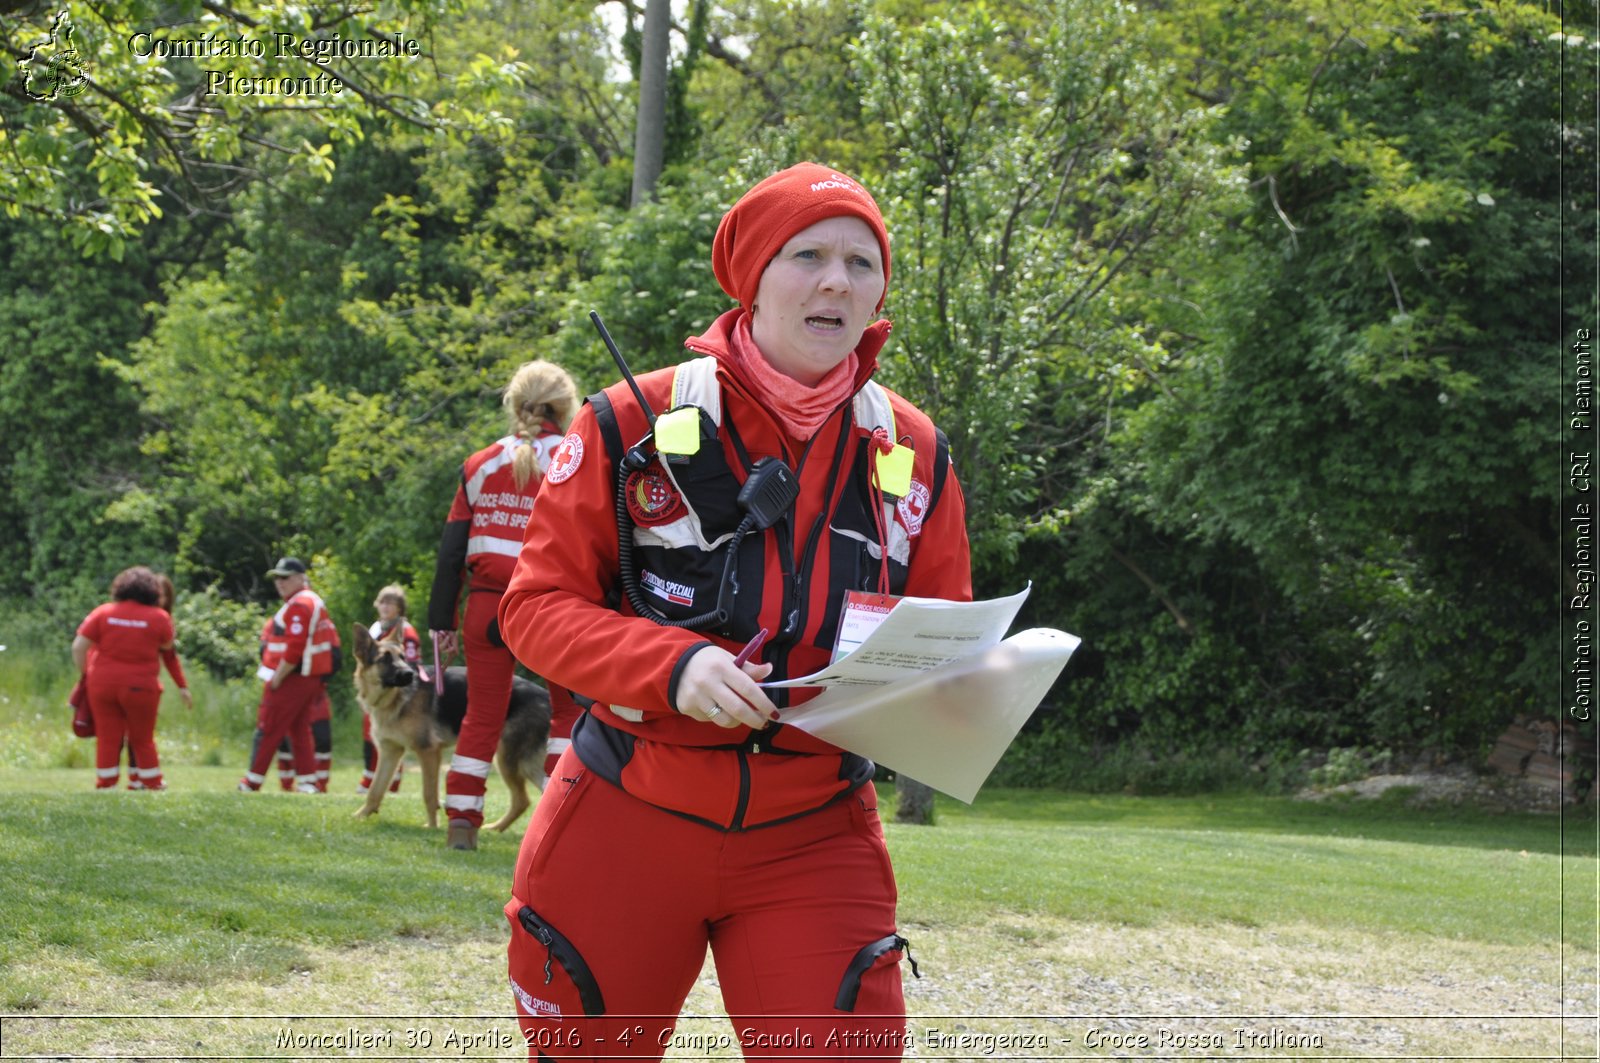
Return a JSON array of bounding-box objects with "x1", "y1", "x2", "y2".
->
[{"x1": 429, "y1": 360, "x2": 581, "y2": 851}]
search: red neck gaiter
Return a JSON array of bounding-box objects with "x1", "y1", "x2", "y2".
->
[{"x1": 726, "y1": 313, "x2": 858, "y2": 441}]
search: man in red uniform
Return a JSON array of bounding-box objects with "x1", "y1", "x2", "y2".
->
[
  {"x1": 239, "y1": 557, "x2": 336, "y2": 794},
  {"x1": 430, "y1": 361, "x2": 581, "y2": 851},
  {"x1": 497, "y1": 163, "x2": 972, "y2": 1060}
]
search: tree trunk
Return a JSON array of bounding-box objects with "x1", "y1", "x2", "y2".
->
[
  {"x1": 894, "y1": 776, "x2": 936, "y2": 825},
  {"x1": 630, "y1": 0, "x2": 670, "y2": 208}
]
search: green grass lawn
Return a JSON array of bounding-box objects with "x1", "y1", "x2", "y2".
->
[
  {"x1": 0, "y1": 651, "x2": 1594, "y2": 1059},
  {"x1": 0, "y1": 760, "x2": 1595, "y2": 1060}
]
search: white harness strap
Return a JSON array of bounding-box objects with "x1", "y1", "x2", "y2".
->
[
  {"x1": 669, "y1": 358, "x2": 897, "y2": 446},
  {"x1": 665, "y1": 357, "x2": 912, "y2": 566}
]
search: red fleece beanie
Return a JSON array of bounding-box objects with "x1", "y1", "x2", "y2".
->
[{"x1": 712, "y1": 163, "x2": 892, "y2": 312}]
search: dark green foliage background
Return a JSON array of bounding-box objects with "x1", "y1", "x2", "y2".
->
[{"x1": 1, "y1": 0, "x2": 1589, "y2": 783}]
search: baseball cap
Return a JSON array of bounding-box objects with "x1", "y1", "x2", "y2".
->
[{"x1": 266, "y1": 557, "x2": 307, "y2": 578}]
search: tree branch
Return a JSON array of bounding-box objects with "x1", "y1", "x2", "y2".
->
[{"x1": 1109, "y1": 546, "x2": 1194, "y2": 637}]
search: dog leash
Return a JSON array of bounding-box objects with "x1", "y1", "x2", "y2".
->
[{"x1": 430, "y1": 630, "x2": 447, "y2": 696}]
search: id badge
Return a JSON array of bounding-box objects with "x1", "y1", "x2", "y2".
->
[{"x1": 832, "y1": 589, "x2": 901, "y2": 663}]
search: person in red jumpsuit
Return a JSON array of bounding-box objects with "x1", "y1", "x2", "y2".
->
[
  {"x1": 238, "y1": 557, "x2": 336, "y2": 794},
  {"x1": 73, "y1": 566, "x2": 192, "y2": 791},
  {"x1": 357, "y1": 583, "x2": 421, "y2": 795},
  {"x1": 271, "y1": 609, "x2": 342, "y2": 792},
  {"x1": 497, "y1": 163, "x2": 972, "y2": 1060},
  {"x1": 430, "y1": 360, "x2": 582, "y2": 851},
  {"x1": 82, "y1": 571, "x2": 188, "y2": 787}
]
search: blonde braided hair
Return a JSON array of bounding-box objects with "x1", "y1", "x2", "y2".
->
[{"x1": 504, "y1": 360, "x2": 581, "y2": 489}]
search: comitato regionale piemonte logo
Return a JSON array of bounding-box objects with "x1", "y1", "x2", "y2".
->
[{"x1": 19, "y1": 9, "x2": 90, "y2": 101}]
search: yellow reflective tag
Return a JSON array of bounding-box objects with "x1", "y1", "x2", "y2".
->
[
  {"x1": 654, "y1": 407, "x2": 701, "y2": 456},
  {"x1": 874, "y1": 443, "x2": 914, "y2": 496}
]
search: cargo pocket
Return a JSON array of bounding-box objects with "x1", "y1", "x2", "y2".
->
[
  {"x1": 517, "y1": 769, "x2": 589, "y2": 885},
  {"x1": 513, "y1": 905, "x2": 607, "y2": 1018},
  {"x1": 833, "y1": 933, "x2": 919, "y2": 1012}
]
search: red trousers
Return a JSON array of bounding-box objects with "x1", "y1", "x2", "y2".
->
[
  {"x1": 240, "y1": 674, "x2": 319, "y2": 791},
  {"x1": 277, "y1": 686, "x2": 332, "y2": 790},
  {"x1": 88, "y1": 679, "x2": 162, "y2": 790},
  {"x1": 505, "y1": 752, "x2": 910, "y2": 1061},
  {"x1": 445, "y1": 590, "x2": 517, "y2": 827}
]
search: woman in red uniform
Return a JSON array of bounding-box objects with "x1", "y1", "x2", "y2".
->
[
  {"x1": 72, "y1": 566, "x2": 192, "y2": 791},
  {"x1": 358, "y1": 584, "x2": 421, "y2": 794},
  {"x1": 430, "y1": 360, "x2": 581, "y2": 851},
  {"x1": 497, "y1": 163, "x2": 972, "y2": 1060}
]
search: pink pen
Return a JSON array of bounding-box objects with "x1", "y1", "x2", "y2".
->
[{"x1": 732, "y1": 627, "x2": 769, "y2": 668}]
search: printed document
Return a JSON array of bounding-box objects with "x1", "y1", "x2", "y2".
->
[
  {"x1": 763, "y1": 586, "x2": 1032, "y2": 690},
  {"x1": 768, "y1": 587, "x2": 1082, "y2": 802}
]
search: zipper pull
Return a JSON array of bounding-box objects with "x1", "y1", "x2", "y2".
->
[
  {"x1": 532, "y1": 925, "x2": 555, "y2": 985},
  {"x1": 898, "y1": 935, "x2": 921, "y2": 979}
]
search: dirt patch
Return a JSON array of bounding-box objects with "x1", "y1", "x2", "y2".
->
[
  {"x1": 1297, "y1": 761, "x2": 1582, "y2": 814},
  {"x1": 4, "y1": 920, "x2": 1587, "y2": 1060}
]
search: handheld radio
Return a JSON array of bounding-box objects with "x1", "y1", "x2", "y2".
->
[{"x1": 588, "y1": 311, "x2": 798, "y2": 631}]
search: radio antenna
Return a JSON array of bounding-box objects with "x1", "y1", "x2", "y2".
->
[{"x1": 589, "y1": 311, "x2": 657, "y2": 426}]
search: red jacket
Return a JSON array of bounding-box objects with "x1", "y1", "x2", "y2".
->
[
  {"x1": 430, "y1": 428, "x2": 561, "y2": 630},
  {"x1": 370, "y1": 619, "x2": 422, "y2": 664},
  {"x1": 500, "y1": 310, "x2": 971, "y2": 829},
  {"x1": 78, "y1": 601, "x2": 175, "y2": 689},
  {"x1": 260, "y1": 588, "x2": 337, "y2": 679}
]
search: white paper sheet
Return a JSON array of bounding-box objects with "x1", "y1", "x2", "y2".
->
[
  {"x1": 778, "y1": 627, "x2": 1081, "y2": 803},
  {"x1": 762, "y1": 585, "x2": 1032, "y2": 690}
]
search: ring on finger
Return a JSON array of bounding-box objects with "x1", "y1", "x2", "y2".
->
[{"x1": 705, "y1": 703, "x2": 723, "y2": 719}]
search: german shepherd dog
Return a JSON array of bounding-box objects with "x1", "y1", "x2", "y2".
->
[{"x1": 351, "y1": 625, "x2": 550, "y2": 832}]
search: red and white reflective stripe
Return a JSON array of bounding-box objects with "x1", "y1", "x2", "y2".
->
[
  {"x1": 449, "y1": 752, "x2": 493, "y2": 780},
  {"x1": 97, "y1": 766, "x2": 120, "y2": 779},
  {"x1": 465, "y1": 536, "x2": 523, "y2": 559},
  {"x1": 243, "y1": 770, "x2": 265, "y2": 785},
  {"x1": 464, "y1": 437, "x2": 521, "y2": 503},
  {"x1": 301, "y1": 598, "x2": 324, "y2": 676},
  {"x1": 546, "y1": 737, "x2": 572, "y2": 756},
  {"x1": 445, "y1": 793, "x2": 485, "y2": 813}
]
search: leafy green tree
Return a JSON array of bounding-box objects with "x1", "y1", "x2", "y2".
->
[
  {"x1": 115, "y1": 0, "x2": 620, "y2": 625},
  {"x1": 5, "y1": 0, "x2": 1576, "y2": 772},
  {"x1": 855, "y1": 1, "x2": 1235, "y2": 583},
  {"x1": 1118, "y1": 0, "x2": 1578, "y2": 747},
  {"x1": 681, "y1": 0, "x2": 879, "y2": 172},
  {"x1": 0, "y1": 218, "x2": 200, "y2": 601},
  {"x1": 0, "y1": 0, "x2": 469, "y2": 257}
]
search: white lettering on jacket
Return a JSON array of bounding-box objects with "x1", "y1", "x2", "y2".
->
[{"x1": 510, "y1": 976, "x2": 562, "y2": 1018}]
